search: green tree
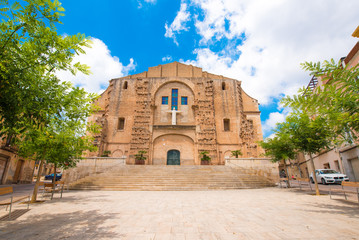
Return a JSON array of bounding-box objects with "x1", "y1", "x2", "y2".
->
[
  {"x1": 231, "y1": 150, "x2": 242, "y2": 158},
  {"x1": 17, "y1": 87, "x2": 99, "y2": 202},
  {"x1": 279, "y1": 113, "x2": 331, "y2": 195},
  {"x1": 280, "y1": 58, "x2": 359, "y2": 195},
  {"x1": 0, "y1": 0, "x2": 91, "y2": 142},
  {"x1": 0, "y1": 0, "x2": 100, "y2": 202},
  {"x1": 259, "y1": 132, "x2": 296, "y2": 187},
  {"x1": 282, "y1": 59, "x2": 359, "y2": 144}
]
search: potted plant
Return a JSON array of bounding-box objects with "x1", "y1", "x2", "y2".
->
[
  {"x1": 134, "y1": 150, "x2": 147, "y2": 165},
  {"x1": 231, "y1": 150, "x2": 242, "y2": 158},
  {"x1": 101, "y1": 150, "x2": 111, "y2": 157},
  {"x1": 200, "y1": 151, "x2": 211, "y2": 165}
]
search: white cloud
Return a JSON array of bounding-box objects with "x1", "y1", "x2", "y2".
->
[
  {"x1": 192, "y1": 0, "x2": 245, "y2": 44},
  {"x1": 162, "y1": 55, "x2": 173, "y2": 62},
  {"x1": 56, "y1": 38, "x2": 135, "y2": 94},
  {"x1": 137, "y1": 0, "x2": 157, "y2": 8},
  {"x1": 262, "y1": 111, "x2": 287, "y2": 137},
  {"x1": 164, "y1": 2, "x2": 191, "y2": 45},
  {"x1": 172, "y1": 0, "x2": 359, "y2": 106},
  {"x1": 170, "y1": 0, "x2": 359, "y2": 137}
]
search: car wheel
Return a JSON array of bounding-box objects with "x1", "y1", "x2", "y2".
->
[
  {"x1": 321, "y1": 178, "x2": 326, "y2": 185},
  {"x1": 310, "y1": 178, "x2": 314, "y2": 183}
]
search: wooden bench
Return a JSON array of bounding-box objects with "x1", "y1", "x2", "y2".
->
[
  {"x1": 329, "y1": 181, "x2": 359, "y2": 203},
  {"x1": 41, "y1": 181, "x2": 65, "y2": 200},
  {"x1": 0, "y1": 186, "x2": 30, "y2": 219},
  {"x1": 296, "y1": 178, "x2": 313, "y2": 191}
]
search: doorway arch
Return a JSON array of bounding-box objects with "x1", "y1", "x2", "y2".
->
[
  {"x1": 152, "y1": 134, "x2": 195, "y2": 165},
  {"x1": 167, "y1": 150, "x2": 180, "y2": 165}
]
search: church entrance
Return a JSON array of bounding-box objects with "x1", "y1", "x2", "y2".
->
[
  {"x1": 167, "y1": 150, "x2": 180, "y2": 165},
  {"x1": 152, "y1": 134, "x2": 194, "y2": 165}
]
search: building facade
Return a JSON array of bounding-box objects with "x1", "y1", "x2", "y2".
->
[
  {"x1": 88, "y1": 62, "x2": 264, "y2": 165},
  {"x1": 0, "y1": 141, "x2": 35, "y2": 184}
]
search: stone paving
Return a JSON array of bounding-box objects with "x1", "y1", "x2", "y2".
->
[{"x1": 0, "y1": 188, "x2": 359, "y2": 240}]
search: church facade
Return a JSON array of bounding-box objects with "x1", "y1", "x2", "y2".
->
[{"x1": 88, "y1": 62, "x2": 264, "y2": 165}]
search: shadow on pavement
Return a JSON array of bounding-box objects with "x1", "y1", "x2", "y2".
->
[
  {"x1": 305, "y1": 201, "x2": 359, "y2": 219},
  {"x1": 0, "y1": 210, "x2": 121, "y2": 240},
  {"x1": 47, "y1": 192, "x2": 116, "y2": 204},
  {"x1": 0, "y1": 209, "x2": 31, "y2": 221}
]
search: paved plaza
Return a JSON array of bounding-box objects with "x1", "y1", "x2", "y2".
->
[{"x1": 1, "y1": 188, "x2": 359, "y2": 240}]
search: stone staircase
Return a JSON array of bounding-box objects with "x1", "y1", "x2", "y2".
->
[{"x1": 69, "y1": 165, "x2": 275, "y2": 191}]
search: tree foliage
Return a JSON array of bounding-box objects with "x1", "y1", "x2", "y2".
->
[
  {"x1": 260, "y1": 113, "x2": 331, "y2": 195},
  {"x1": 282, "y1": 59, "x2": 359, "y2": 144},
  {"x1": 260, "y1": 113, "x2": 331, "y2": 160},
  {"x1": 134, "y1": 150, "x2": 147, "y2": 161},
  {"x1": 230, "y1": 150, "x2": 242, "y2": 158},
  {"x1": 0, "y1": 0, "x2": 91, "y2": 140},
  {"x1": 200, "y1": 151, "x2": 211, "y2": 162},
  {"x1": 261, "y1": 58, "x2": 357, "y2": 195},
  {"x1": 17, "y1": 87, "x2": 99, "y2": 168},
  {"x1": 279, "y1": 113, "x2": 332, "y2": 155},
  {"x1": 0, "y1": 0, "x2": 99, "y2": 202},
  {"x1": 259, "y1": 134, "x2": 296, "y2": 163}
]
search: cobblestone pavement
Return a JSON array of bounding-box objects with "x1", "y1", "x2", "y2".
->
[{"x1": 1, "y1": 188, "x2": 359, "y2": 240}]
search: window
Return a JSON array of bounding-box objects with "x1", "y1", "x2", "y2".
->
[
  {"x1": 171, "y1": 89, "x2": 178, "y2": 110},
  {"x1": 123, "y1": 81, "x2": 128, "y2": 89},
  {"x1": 181, "y1": 96, "x2": 188, "y2": 105},
  {"x1": 223, "y1": 119, "x2": 230, "y2": 131},
  {"x1": 323, "y1": 163, "x2": 330, "y2": 169},
  {"x1": 222, "y1": 82, "x2": 226, "y2": 90},
  {"x1": 118, "y1": 118, "x2": 125, "y2": 130},
  {"x1": 334, "y1": 160, "x2": 341, "y2": 172},
  {"x1": 162, "y1": 96, "x2": 168, "y2": 105}
]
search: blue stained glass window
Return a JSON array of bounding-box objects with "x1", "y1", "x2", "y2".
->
[
  {"x1": 181, "y1": 97, "x2": 188, "y2": 105},
  {"x1": 162, "y1": 96, "x2": 168, "y2": 105},
  {"x1": 171, "y1": 89, "x2": 178, "y2": 110}
]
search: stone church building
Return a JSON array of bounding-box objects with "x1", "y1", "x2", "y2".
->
[{"x1": 88, "y1": 62, "x2": 264, "y2": 165}]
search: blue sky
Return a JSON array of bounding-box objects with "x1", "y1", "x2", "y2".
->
[{"x1": 55, "y1": 0, "x2": 359, "y2": 138}]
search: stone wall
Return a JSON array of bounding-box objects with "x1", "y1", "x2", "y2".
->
[
  {"x1": 63, "y1": 157, "x2": 126, "y2": 184},
  {"x1": 225, "y1": 158, "x2": 279, "y2": 182},
  {"x1": 0, "y1": 148, "x2": 35, "y2": 184}
]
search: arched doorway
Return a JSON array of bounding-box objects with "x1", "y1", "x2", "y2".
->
[
  {"x1": 152, "y1": 134, "x2": 195, "y2": 165},
  {"x1": 167, "y1": 150, "x2": 180, "y2": 165}
]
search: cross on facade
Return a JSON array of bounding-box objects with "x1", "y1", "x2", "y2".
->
[{"x1": 167, "y1": 108, "x2": 182, "y2": 125}]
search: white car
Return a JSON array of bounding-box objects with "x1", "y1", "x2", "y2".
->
[{"x1": 310, "y1": 169, "x2": 349, "y2": 185}]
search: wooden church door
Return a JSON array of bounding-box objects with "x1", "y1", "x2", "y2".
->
[{"x1": 167, "y1": 150, "x2": 180, "y2": 165}]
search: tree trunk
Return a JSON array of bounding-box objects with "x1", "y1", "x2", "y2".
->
[
  {"x1": 283, "y1": 159, "x2": 291, "y2": 188},
  {"x1": 285, "y1": 163, "x2": 291, "y2": 188},
  {"x1": 52, "y1": 164, "x2": 57, "y2": 185},
  {"x1": 309, "y1": 153, "x2": 320, "y2": 195},
  {"x1": 51, "y1": 164, "x2": 57, "y2": 200},
  {"x1": 31, "y1": 159, "x2": 44, "y2": 203},
  {"x1": 297, "y1": 164, "x2": 303, "y2": 178}
]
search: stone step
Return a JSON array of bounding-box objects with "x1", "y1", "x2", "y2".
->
[
  {"x1": 89, "y1": 177, "x2": 253, "y2": 180},
  {"x1": 78, "y1": 179, "x2": 261, "y2": 182},
  {"x1": 70, "y1": 185, "x2": 256, "y2": 190},
  {"x1": 74, "y1": 182, "x2": 267, "y2": 186},
  {"x1": 69, "y1": 165, "x2": 275, "y2": 191},
  {"x1": 78, "y1": 181, "x2": 264, "y2": 184},
  {"x1": 77, "y1": 178, "x2": 265, "y2": 182}
]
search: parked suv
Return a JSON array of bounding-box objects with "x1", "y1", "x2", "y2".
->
[
  {"x1": 310, "y1": 169, "x2": 349, "y2": 185},
  {"x1": 44, "y1": 173, "x2": 62, "y2": 181}
]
